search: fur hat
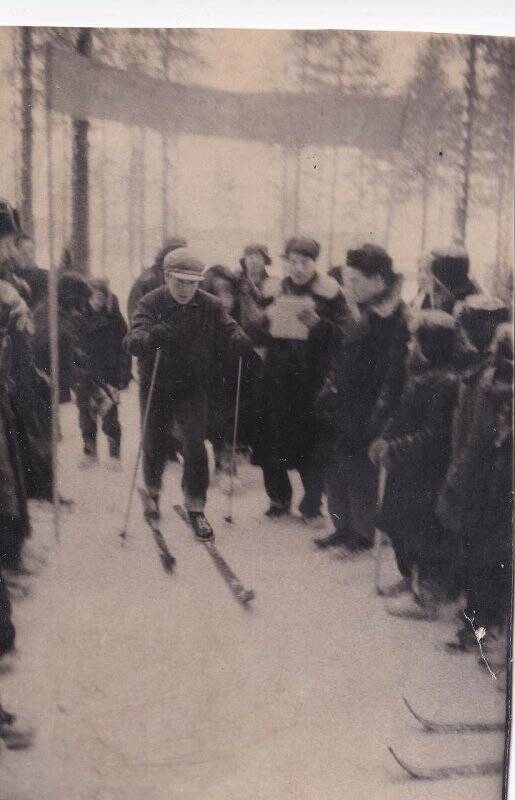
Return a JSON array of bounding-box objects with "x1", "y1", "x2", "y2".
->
[
  {"x1": 281, "y1": 237, "x2": 320, "y2": 261},
  {"x1": 456, "y1": 294, "x2": 509, "y2": 353},
  {"x1": 430, "y1": 246, "x2": 477, "y2": 298},
  {"x1": 240, "y1": 243, "x2": 271, "y2": 268},
  {"x1": 412, "y1": 309, "x2": 456, "y2": 366},
  {"x1": 346, "y1": 244, "x2": 393, "y2": 281},
  {"x1": 58, "y1": 272, "x2": 92, "y2": 310},
  {"x1": 201, "y1": 264, "x2": 238, "y2": 295}
]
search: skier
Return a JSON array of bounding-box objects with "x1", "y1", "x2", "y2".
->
[
  {"x1": 370, "y1": 310, "x2": 459, "y2": 618},
  {"x1": 124, "y1": 249, "x2": 252, "y2": 540},
  {"x1": 315, "y1": 244, "x2": 409, "y2": 551},
  {"x1": 252, "y1": 236, "x2": 351, "y2": 527},
  {"x1": 127, "y1": 237, "x2": 187, "y2": 323},
  {"x1": 75, "y1": 278, "x2": 129, "y2": 468}
]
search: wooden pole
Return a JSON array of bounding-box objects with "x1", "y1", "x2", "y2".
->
[{"x1": 45, "y1": 44, "x2": 60, "y2": 541}]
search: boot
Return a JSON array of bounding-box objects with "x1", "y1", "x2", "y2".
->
[
  {"x1": 80, "y1": 438, "x2": 98, "y2": 469},
  {"x1": 0, "y1": 705, "x2": 34, "y2": 750},
  {"x1": 140, "y1": 487, "x2": 160, "y2": 521},
  {"x1": 445, "y1": 624, "x2": 478, "y2": 653},
  {"x1": 386, "y1": 591, "x2": 438, "y2": 621},
  {"x1": 381, "y1": 576, "x2": 411, "y2": 599},
  {"x1": 265, "y1": 504, "x2": 291, "y2": 520},
  {"x1": 188, "y1": 512, "x2": 214, "y2": 541},
  {"x1": 302, "y1": 513, "x2": 326, "y2": 531}
]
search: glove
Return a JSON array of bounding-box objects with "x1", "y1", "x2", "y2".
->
[{"x1": 149, "y1": 323, "x2": 174, "y2": 348}]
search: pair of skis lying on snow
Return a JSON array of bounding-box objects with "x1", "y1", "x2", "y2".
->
[
  {"x1": 388, "y1": 697, "x2": 504, "y2": 780},
  {"x1": 135, "y1": 489, "x2": 254, "y2": 606}
]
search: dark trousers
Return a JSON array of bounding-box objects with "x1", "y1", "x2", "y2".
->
[
  {"x1": 326, "y1": 446, "x2": 378, "y2": 543},
  {"x1": 140, "y1": 380, "x2": 209, "y2": 512},
  {"x1": 261, "y1": 454, "x2": 324, "y2": 518},
  {"x1": 0, "y1": 568, "x2": 15, "y2": 657},
  {"x1": 76, "y1": 382, "x2": 121, "y2": 457}
]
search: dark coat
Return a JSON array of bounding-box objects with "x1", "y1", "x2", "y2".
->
[
  {"x1": 254, "y1": 272, "x2": 352, "y2": 467},
  {"x1": 127, "y1": 266, "x2": 163, "y2": 323},
  {"x1": 0, "y1": 331, "x2": 31, "y2": 566},
  {"x1": 13, "y1": 264, "x2": 49, "y2": 308},
  {"x1": 318, "y1": 276, "x2": 410, "y2": 452},
  {"x1": 437, "y1": 360, "x2": 512, "y2": 568},
  {"x1": 78, "y1": 298, "x2": 128, "y2": 388},
  {"x1": 379, "y1": 365, "x2": 458, "y2": 557},
  {"x1": 125, "y1": 286, "x2": 252, "y2": 396},
  {"x1": 32, "y1": 302, "x2": 82, "y2": 402}
]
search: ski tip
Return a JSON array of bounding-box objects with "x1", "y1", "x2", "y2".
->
[
  {"x1": 387, "y1": 746, "x2": 420, "y2": 779},
  {"x1": 241, "y1": 589, "x2": 255, "y2": 605},
  {"x1": 161, "y1": 553, "x2": 176, "y2": 573}
]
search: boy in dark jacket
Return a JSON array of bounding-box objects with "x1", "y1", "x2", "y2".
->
[
  {"x1": 76, "y1": 279, "x2": 129, "y2": 468},
  {"x1": 371, "y1": 310, "x2": 459, "y2": 619},
  {"x1": 315, "y1": 244, "x2": 409, "y2": 551},
  {"x1": 125, "y1": 249, "x2": 252, "y2": 540},
  {"x1": 255, "y1": 236, "x2": 351, "y2": 527},
  {"x1": 436, "y1": 296, "x2": 510, "y2": 651}
]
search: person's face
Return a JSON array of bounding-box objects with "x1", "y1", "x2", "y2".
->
[
  {"x1": 89, "y1": 290, "x2": 106, "y2": 312},
  {"x1": 287, "y1": 252, "x2": 316, "y2": 286},
  {"x1": 17, "y1": 238, "x2": 36, "y2": 268},
  {"x1": 212, "y1": 277, "x2": 235, "y2": 313},
  {"x1": 165, "y1": 273, "x2": 199, "y2": 305},
  {"x1": 245, "y1": 252, "x2": 266, "y2": 284},
  {"x1": 347, "y1": 267, "x2": 385, "y2": 304}
]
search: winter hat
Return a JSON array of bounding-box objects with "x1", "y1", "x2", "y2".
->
[
  {"x1": 163, "y1": 248, "x2": 205, "y2": 281},
  {"x1": 201, "y1": 264, "x2": 238, "y2": 295},
  {"x1": 0, "y1": 199, "x2": 21, "y2": 240},
  {"x1": 346, "y1": 244, "x2": 393, "y2": 281},
  {"x1": 456, "y1": 294, "x2": 509, "y2": 354},
  {"x1": 240, "y1": 243, "x2": 271, "y2": 268},
  {"x1": 58, "y1": 272, "x2": 92, "y2": 310},
  {"x1": 153, "y1": 238, "x2": 187, "y2": 269},
  {"x1": 281, "y1": 237, "x2": 320, "y2": 261},
  {"x1": 412, "y1": 309, "x2": 456, "y2": 366},
  {"x1": 430, "y1": 246, "x2": 476, "y2": 298}
]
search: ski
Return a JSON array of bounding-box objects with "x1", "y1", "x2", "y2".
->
[
  {"x1": 173, "y1": 505, "x2": 254, "y2": 606},
  {"x1": 388, "y1": 746, "x2": 502, "y2": 781},
  {"x1": 138, "y1": 489, "x2": 176, "y2": 574},
  {"x1": 403, "y1": 697, "x2": 504, "y2": 734}
]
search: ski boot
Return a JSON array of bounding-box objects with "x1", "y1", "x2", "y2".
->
[
  {"x1": 302, "y1": 513, "x2": 326, "y2": 531},
  {"x1": 264, "y1": 504, "x2": 290, "y2": 520},
  {"x1": 188, "y1": 512, "x2": 214, "y2": 541},
  {"x1": 79, "y1": 439, "x2": 98, "y2": 469},
  {"x1": 446, "y1": 624, "x2": 478, "y2": 654},
  {"x1": 140, "y1": 487, "x2": 160, "y2": 521},
  {"x1": 0, "y1": 705, "x2": 34, "y2": 750}
]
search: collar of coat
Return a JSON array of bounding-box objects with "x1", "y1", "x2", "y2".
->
[
  {"x1": 261, "y1": 272, "x2": 340, "y2": 302},
  {"x1": 363, "y1": 273, "x2": 404, "y2": 319}
]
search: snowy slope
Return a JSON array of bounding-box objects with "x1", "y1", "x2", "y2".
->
[{"x1": 0, "y1": 384, "x2": 507, "y2": 800}]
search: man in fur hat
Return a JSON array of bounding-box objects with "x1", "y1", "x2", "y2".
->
[{"x1": 315, "y1": 243, "x2": 410, "y2": 552}]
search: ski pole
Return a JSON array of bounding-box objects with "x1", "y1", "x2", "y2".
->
[
  {"x1": 373, "y1": 464, "x2": 388, "y2": 595},
  {"x1": 224, "y1": 355, "x2": 243, "y2": 524},
  {"x1": 120, "y1": 347, "x2": 161, "y2": 540}
]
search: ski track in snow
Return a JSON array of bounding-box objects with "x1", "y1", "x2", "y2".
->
[{"x1": 0, "y1": 384, "x2": 506, "y2": 800}]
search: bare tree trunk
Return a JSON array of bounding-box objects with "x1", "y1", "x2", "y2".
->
[
  {"x1": 292, "y1": 145, "x2": 301, "y2": 234},
  {"x1": 453, "y1": 36, "x2": 478, "y2": 245},
  {"x1": 71, "y1": 28, "x2": 92, "y2": 274},
  {"x1": 419, "y1": 174, "x2": 430, "y2": 253},
  {"x1": 127, "y1": 128, "x2": 137, "y2": 276},
  {"x1": 327, "y1": 146, "x2": 339, "y2": 263},
  {"x1": 20, "y1": 27, "x2": 34, "y2": 236},
  {"x1": 99, "y1": 125, "x2": 107, "y2": 278},
  {"x1": 160, "y1": 31, "x2": 170, "y2": 238},
  {"x1": 139, "y1": 128, "x2": 146, "y2": 267}
]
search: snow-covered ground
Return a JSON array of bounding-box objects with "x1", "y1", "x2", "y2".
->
[{"x1": 1, "y1": 384, "x2": 507, "y2": 800}]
